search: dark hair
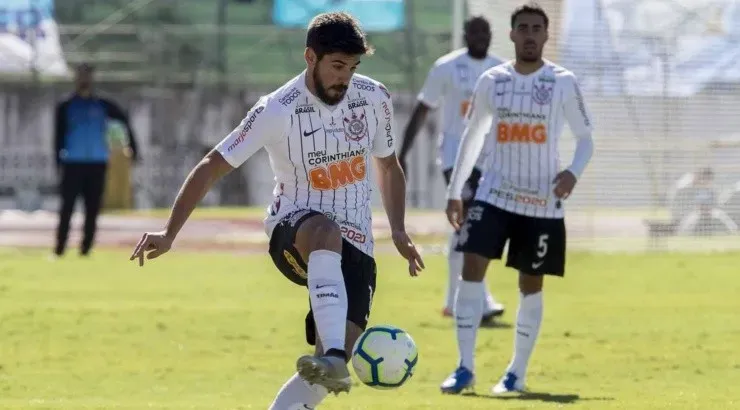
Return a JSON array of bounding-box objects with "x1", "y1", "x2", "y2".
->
[
  {"x1": 464, "y1": 16, "x2": 490, "y2": 32},
  {"x1": 511, "y1": 2, "x2": 549, "y2": 29},
  {"x1": 306, "y1": 12, "x2": 374, "y2": 60}
]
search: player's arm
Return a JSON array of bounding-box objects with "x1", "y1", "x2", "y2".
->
[
  {"x1": 54, "y1": 100, "x2": 68, "y2": 169},
  {"x1": 101, "y1": 98, "x2": 139, "y2": 162},
  {"x1": 562, "y1": 74, "x2": 594, "y2": 178},
  {"x1": 399, "y1": 63, "x2": 446, "y2": 171},
  {"x1": 445, "y1": 76, "x2": 494, "y2": 228},
  {"x1": 130, "y1": 98, "x2": 280, "y2": 265},
  {"x1": 372, "y1": 90, "x2": 425, "y2": 276},
  {"x1": 555, "y1": 74, "x2": 595, "y2": 198}
]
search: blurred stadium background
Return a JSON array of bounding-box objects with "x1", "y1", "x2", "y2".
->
[{"x1": 1, "y1": 0, "x2": 740, "y2": 251}]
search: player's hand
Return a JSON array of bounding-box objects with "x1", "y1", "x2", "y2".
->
[
  {"x1": 129, "y1": 231, "x2": 173, "y2": 266},
  {"x1": 446, "y1": 199, "x2": 464, "y2": 230},
  {"x1": 552, "y1": 170, "x2": 577, "y2": 199},
  {"x1": 391, "y1": 230, "x2": 425, "y2": 277}
]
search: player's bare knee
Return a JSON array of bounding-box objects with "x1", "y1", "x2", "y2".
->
[
  {"x1": 460, "y1": 252, "x2": 489, "y2": 282},
  {"x1": 519, "y1": 272, "x2": 543, "y2": 294},
  {"x1": 294, "y1": 215, "x2": 342, "y2": 260}
]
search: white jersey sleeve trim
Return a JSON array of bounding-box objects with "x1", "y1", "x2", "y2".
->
[
  {"x1": 446, "y1": 74, "x2": 494, "y2": 200},
  {"x1": 215, "y1": 97, "x2": 285, "y2": 168},
  {"x1": 562, "y1": 73, "x2": 594, "y2": 179},
  {"x1": 372, "y1": 83, "x2": 397, "y2": 158}
]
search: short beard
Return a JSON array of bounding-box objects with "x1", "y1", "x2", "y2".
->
[{"x1": 313, "y1": 67, "x2": 345, "y2": 105}]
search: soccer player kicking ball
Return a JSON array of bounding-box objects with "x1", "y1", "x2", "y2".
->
[
  {"x1": 439, "y1": 3, "x2": 594, "y2": 395},
  {"x1": 400, "y1": 16, "x2": 505, "y2": 324},
  {"x1": 128, "y1": 12, "x2": 424, "y2": 409}
]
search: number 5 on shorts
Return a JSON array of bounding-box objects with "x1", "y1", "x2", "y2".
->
[{"x1": 537, "y1": 234, "x2": 549, "y2": 258}]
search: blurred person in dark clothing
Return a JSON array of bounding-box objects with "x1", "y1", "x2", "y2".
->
[{"x1": 53, "y1": 63, "x2": 139, "y2": 257}]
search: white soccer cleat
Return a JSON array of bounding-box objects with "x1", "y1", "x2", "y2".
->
[
  {"x1": 492, "y1": 372, "x2": 527, "y2": 394},
  {"x1": 296, "y1": 354, "x2": 352, "y2": 395}
]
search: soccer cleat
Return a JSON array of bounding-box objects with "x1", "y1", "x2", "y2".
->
[
  {"x1": 296, "y1": 354, "x2": 352, "y2": 395},
  {"x1": 481, "y1": 302, "x2": 506, "y2": 325},
  {"x1": 440, "y1": 366, "x2": 475, "y2": 394},
  {"x1": 444, "y1": 303, "x2": 505, "y2": 324},
  {"x1": 492, "y1": 371, "x2": 526, "y2": 394}
]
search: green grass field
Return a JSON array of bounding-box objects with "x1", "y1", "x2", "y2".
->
[{"x1": 1, "y1": 249, "x2": 739, "y2": 409}]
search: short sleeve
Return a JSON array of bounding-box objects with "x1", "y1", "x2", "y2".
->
[
  {"x1": 416, "y1": 62, "x2": 448, "y2": 109},
  {"x1": 372, "y1": 84, "x2": 396, "y2": 158},
  {"x1": 215, "y1": 97, "x2": 283, "y2": 168}
]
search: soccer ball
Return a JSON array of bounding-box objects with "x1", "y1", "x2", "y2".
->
[{"x1": 351, "y1": 325, "x2": 418, "y2": 389}]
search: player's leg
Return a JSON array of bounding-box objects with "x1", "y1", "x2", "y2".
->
[
  {"x1": 54, "y1": 164, "x2": 80, "y2": 256},
  {"x1": 80, "y1": 164, "x2": 107, "y2": 256},
  {"x1": 442, "y1": 169, "x2": 504, "y2": 321},
  {"x1": 269, "y1": 322, "x2": 364, "y2": 409},
  {"x1": 493, "y1": 215, "x2": 566, "y2": 394},
  {"x1": 441, "y1": 203, "x2": 511, "y2": 394},
  {"x1": 291, "y1": 214, "x2": 352, "y2": 393},
  {"x1": 465, "y1": 169, "x2": 505, "y2": 323},
  {"x1": 270, "y1": 240, "x2": 375, "y2": 407}
]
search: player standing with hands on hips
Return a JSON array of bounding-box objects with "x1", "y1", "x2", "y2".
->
[
  {"x1": 440, "y1": 3, "x2": 595, "y2": 395},
  {"x1": 129, "y1": 12, "x2": 424, "y2": 410},
  {"x1": 400, "y1": 16, "x2": 505, "y2": 323}
]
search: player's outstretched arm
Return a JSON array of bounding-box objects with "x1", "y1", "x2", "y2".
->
[
  {"x1": 372, "y1": 87, "x2": 425, "y2": 276},
  {"x1": 446, "y1": 77, "x2": 493, "y2": 229},
  {"x1": 129, "y1": 151, "x2": 234, "y2": 266},
  {"x1": 374, "y1": 153, "x2": 425, "y2": 276},
  {"x1": 130, "y1": 97, "x2": 282, "y2": 266}
]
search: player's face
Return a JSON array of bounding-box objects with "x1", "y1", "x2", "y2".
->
[
  {"x1": 464, "y1": 19, "x2": 491, "y2": 59},
  {"x1": 510, "y1": 13, "x2": 548, "y2": 63},
  {"x1": 309, "y1": 50, "x2": 360, "y2": 105}
]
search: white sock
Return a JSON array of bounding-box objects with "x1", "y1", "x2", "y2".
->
[
  {"x1": 307, "y1": 250, "x2": 347, "y2": 354},
  {"x1": 454, "y1": 280, "x2": 484, "y2": 372},
  {"x1": 269, "y1": 372, "x2": 328, "y2": 410},
  {"x1": 445, "y1": 232, "x2": 463, "y2": 311},
  {"x1": 506, "y1": 292, "x2": 544, "y2": 379},
  {"x1": 446, "y1": 232, "x2": 499, "y2": 314}
]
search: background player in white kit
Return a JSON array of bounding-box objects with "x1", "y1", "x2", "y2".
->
[
  {"x1": 128, "y1": 12, "x2": 424, "y2": 409},
  {"x1": 440, "y1": 3, "x2": 595, "y2": 394},
  {"x1": 399, "y1": 16, "x2": 505, "y2": 324}
]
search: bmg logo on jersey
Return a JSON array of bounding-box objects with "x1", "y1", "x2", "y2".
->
[
  {"x1": 227, "y1": 106, "x2": 264, "y2": 152},
  {"x1": 309, "y1": 155, "x2": 367, "y2": 191},
  {"x1": 279, "y1": 88, "x2": 301, "y2": 106},
  {"x1": 496, "y1": 122, "x2": 547, "y2": 144}
]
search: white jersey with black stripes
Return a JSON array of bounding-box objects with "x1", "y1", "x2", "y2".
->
[{"x1": 215, "y1": 71, "x2": 396, "y2": 257}]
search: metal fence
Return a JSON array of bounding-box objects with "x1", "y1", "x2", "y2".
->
[{"x1": 1, "y1": 0, "x2": 740, "y2": 251}]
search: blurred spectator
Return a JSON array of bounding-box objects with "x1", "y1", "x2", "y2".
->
[
  {"x1": 674, "y1": 167, "x2": 738, "y2": 235},
  {"x1": 53, "y1": 63, "x2": 139, "y2": 257}
]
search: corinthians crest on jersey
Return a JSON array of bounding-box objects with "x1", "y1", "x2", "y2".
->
[{"x1": 343, "y1": 111, "x2": 367, "y2": 141}]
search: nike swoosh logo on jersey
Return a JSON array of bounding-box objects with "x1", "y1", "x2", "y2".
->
[
  {"x1": 303, "y1": 128, "x2": 321, "y2": 137},
  {"x1": 532, "y1": 261, "x2": 544, "y2": 269}
]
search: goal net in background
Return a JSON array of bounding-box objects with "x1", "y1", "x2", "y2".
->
[{"x1": 459, "y1": 0, "x2": 740, "y2": 251}]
